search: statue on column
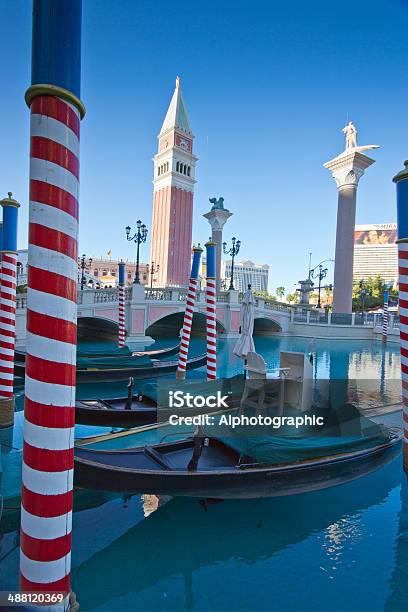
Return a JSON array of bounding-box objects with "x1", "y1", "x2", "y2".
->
[
  {"x1": 343, "y1": 121, "x2": 357, "y2": 150},
  {"x1": 209, "y1": 196, "x2": 225, "y2": 210}
]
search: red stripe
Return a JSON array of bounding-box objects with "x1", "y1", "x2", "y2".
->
[
  {"x1": 27, "y1": 310, "x2": 77, "y2": 344},
  {"x1": 0, "y1": 316, "x2": 16, "y2": 328},
  {"x1": 1, "y1": 279, "x2": 17, "y2": 290},
  {"x1": 0, "y1": 364, "x2": 14, "y2": 374},
  {"x1": 401, "y1": 347, "x2": 408, "y2": 359},
  {"x1": 29, "y1": 266, "x2": 77, "y2": 303},
  {"x1": 400, "y1": 283, "x2": 408, "y2": 293},
  {"x1": 24, "y1": 398, "x2": 75, "y2": 428},
  {"x1": 31, "y1": 136, "x2": 79, "y2": 179},
  {"x1": 0, "y1": 340, "x2": 14, "y2": 351},
  {"x1": 24, "y1": 443, "x2": 73, "y2": 473},
  {"x1": 0, "y1": 353, "x2": 14, "y2": 362},
  {"x1": 29, "y1": 224, "x2": 77, "y2": 261},
  {"x1": 0, "y1": 305, "x2": 16, "y2": 316},
  {"x1": 20, "y1": 572, "x2": 70, "y2": 594},
  {"x1": 31, "y1": 95, "x2": 80, "y2": 139},
  {"x1": 26, "y1": 355, "x2": 76, "y2": 386},
  {"x1": 21, "y1": 530, "x2": 72, "y2": 563},
  {"x1": 0, "y1": 327, "x2": 16, "y2": 338},
  {"x1": 2, "y1": 254, "x2": 17, "y2": 265},
  {"x1": 30, "y1": 179, "x2": 78, "y2": 220},
  {"x1": 399, "y1": 249, "x2": 408, "y2": 260}
]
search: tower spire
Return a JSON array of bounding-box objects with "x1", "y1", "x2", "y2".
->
[{"x1": 160, "y1": 76, "x2": 192, "y2": 136}]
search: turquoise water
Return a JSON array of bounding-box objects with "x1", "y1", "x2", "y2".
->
[{"x1": 1, "y1": 336, "x2": 407, "y2": 610}]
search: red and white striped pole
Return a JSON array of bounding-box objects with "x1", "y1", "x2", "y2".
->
[
  {"x1": 382, "y1": 289, "x2": 389, "y2": 343},
  {"x1": 0, "y1": 193, "x2": 20, "y2": 427},
  {"x1": 205, "y1": 241, "x2": 217, "y2": 380},
  {"x1": 20, "y1": 0, "x2": 85, "y2": 602},
  {"x1": 118, "y1": 260, "x2": 126, "y2": 347},
  {"x1": 394, "y1": 161, "x2": 408, "y2": 471},
  {"x1": 176, "y1": 246, "x2": 203, "y2": 380}
]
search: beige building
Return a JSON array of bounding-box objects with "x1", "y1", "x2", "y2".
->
[
  {"x1": 90, "y1": 258, "x2": 150, "y2": 287},
  {"x1": 353, "y1": 223, "x2": 398, "y2": 286}
]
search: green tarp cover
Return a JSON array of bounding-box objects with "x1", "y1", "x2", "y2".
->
[
  {"x1": 76, "y1": 354, "x2": 153, "y2": 370},
  {"x1": 214, "y1": 404, "x2": 392, "y2": 465},
  {"x1": 138, "y1": 374, "x2": 245, "y2": 407},
  {"x1": 78, "y1": 346, "x2": 132, "y2": 358}
]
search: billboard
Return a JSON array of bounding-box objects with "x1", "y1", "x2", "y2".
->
[{"x1": 354, "y1": 224, "x2": 397, "y2": 246}]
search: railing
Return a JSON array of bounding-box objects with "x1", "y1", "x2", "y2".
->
[
  {"x1": 145, "y1": 288, "x2": 174, "y2": 301},
  {"x1": 94, "y1": 288, "x2": 119, "y2": 303},
  {"x1": 16, "y1": 295, "x2": 27, "y2": 309}
]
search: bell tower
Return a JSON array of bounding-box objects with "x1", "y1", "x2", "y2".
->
[{"x1": 150, "y1": 77, "x2": 197, "y2": 287}]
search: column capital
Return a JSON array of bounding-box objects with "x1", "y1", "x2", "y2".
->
[
  {"x1": 324, "y1": 150, "x2": 376, "y2": 189},
  {"x1": 203, "y1": 208, "x2": 233, "y2": 230}
]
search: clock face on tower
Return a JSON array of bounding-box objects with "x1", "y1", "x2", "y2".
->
[{"x1": 176, "y1": 135, "x2": 191, "y2": 152}]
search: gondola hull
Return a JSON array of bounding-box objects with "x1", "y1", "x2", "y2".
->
[
  {"x1": 74, "y1": 433, "x2": 401, "y2": 499},
  {"x1": 14, "y1": 353, "x2": 206, "y2": 383}
]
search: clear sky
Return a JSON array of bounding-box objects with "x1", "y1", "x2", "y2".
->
[{"x1": 1, "y1": 0, "x2": 408, "y2": 294}]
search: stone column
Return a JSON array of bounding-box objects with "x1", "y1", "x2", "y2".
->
[
  {"x1": 203, "y1": 202, "x2": 232, "y2": 292},
  {"x1": 324, "y1": 151, "x2": 376, "y2": 314},
  {"x1": 298, "y1": 278, "x2": 314, "y2": 304}
]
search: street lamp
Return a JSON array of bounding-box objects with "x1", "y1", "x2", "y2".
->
[
  {"x1": 147, "y1": 261, "x2": 160, "y2": 288},
  {"x1": 126, "y1": 220, "x2": 148, "y2": 284},
  {"x1": 311, "y1": 264, "x2": 328, "y2": 308},
  {"x1": 223, "y1": 236, "x2": 241, "y2": 291},
  {"x1": 78, "y1": 254, "x2": 93, "y2": 290}
]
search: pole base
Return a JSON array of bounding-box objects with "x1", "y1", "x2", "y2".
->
[
  {"x1": 0, "y1": 396, "x2": 14, "y2": 428},
  {"x1": 176, "y1": 369, "x2": 186, "y2": 381}
]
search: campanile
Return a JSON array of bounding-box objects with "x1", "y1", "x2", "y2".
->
[{"x1": 150, "y1": 77, "x2": 197, "y2": 287}]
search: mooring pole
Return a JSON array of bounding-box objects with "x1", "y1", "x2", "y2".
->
[
  {"x1": 382, "y1": 289, "x2": 389, "y2": 343},
  {"x1": 118, "y1": 260, "x2": 126, "y2": 347},
  {"x1": 176, "y1": 246, "x2": 203, "y2": 380},
  {"x1": 20, "y1": 0, "x2": 85, "y2": 602},
  {"x1": 205, "y1": 241, "x2": 217, "y2": 380},
  {"x1": 394, "y1": 161, "x2": 408, "y2": 471},
  {"x1": 0, "y1": 193, "x2": 20, "y2": 428}
]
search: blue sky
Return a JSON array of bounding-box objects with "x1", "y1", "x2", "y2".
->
[{"x1": 1, "y1": 0, "x2": 408, "y2": 293}]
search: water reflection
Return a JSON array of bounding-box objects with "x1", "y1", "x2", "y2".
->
[{"x1": 71, "y1": 458, "x2": 400, "y2": 610}]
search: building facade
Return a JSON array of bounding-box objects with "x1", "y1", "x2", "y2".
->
[
  {"x1": 353, "y1": 223, "x2": 398, "y2": 286},
  {"x1": 221, "y1": 260, "x2": 269, "y2": 293},
  {"x1": 89, "y1": 258, "x2": 150, "y2": 287},
  {"x1": 150, "y1": 77, "x2": 197, "y2": 287}
]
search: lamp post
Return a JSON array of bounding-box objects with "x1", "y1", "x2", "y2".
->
[
  {"x1": 223, "y1": 236, "x2": 241, "y2": 290},
  {"x1": 126, "y1": 220, "x2": 148, "y2": 284},
  {"x1": 147, "y1": 261, "x2": 160, "y2": 288},
  {"x1": 310, "y1": 259, "x2": 333, "y2": 308},
  {"x1": 79, "y1": 253, "x2": 92, "y2": 290},
  {"x1": 16, "y1": 261, "x2": 23, "y2": 289}
]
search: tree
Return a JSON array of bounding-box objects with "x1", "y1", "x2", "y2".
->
[
  {"x1": 276, "y1": 286, "x2": 285, "y2": 299},
  {"x1": 286, "y1": 292, "x2": 298, "y2": 304}
]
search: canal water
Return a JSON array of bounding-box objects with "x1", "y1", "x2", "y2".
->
[{"x1": 1, "y1": 336, "x2": 407, "y2": 610}]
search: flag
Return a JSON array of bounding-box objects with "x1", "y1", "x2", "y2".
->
[{"x1": 107, "y1": 250, "x2": 112, "y2": 257}]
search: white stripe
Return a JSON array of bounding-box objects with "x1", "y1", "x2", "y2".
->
[
  {"x1": 24, "y1": 420, "x2": 74, "y2": 451},
  {"x1": 30, "y1": 200, "x2": 78, "y2": 240},
  {"x1": 27, "y1": 287, "x2": 77, "y2": 322},
  {"x1": 0, "y1": 323, "x2": 16, "y2": 335},
  {"x1": 21, "y1": 506, "x2": 72, "y2": 540},
  {"x1": 31, "y1": 113, "x2": 79, "y2": 157},
  {"x1": 401, "y1": 354, "x2": 408, "y2": 368},
  {"x1": 22, "y1": 462, "x2": 73, "y2": 495},
  {"x1": 25, "y1": 375, "x2": 75, "y2": 407},
  {"x1": 0, "y1": 346, "x2": 15, "y2": 357},
  {"x1": 30, "y1": 244, "x2": 77, "y2": 281},
  {"x1": 0, "y1": 358, "x2": 14, "y2": 369},
  {"x1": 1, "y1": 260, "x2": 17, "y2": 272},
  {"x1": 61, "y1": 96, "x2": 80, "y2": 116},
  {"x1": 399, "y1": 274, "x2": 408, "y2": 285},
  {"x1": 26, "y1": 331, "x2": 76, "y2": 365},
  {"x1": 20, "y1": 551, "x2": 71, "y2": 584},
  {"x1": 30, "y1": 157, "x2": 78, "y2": 200},
  {"x1": 0, "y1": 334, "x2": 14, "y2": 345}
]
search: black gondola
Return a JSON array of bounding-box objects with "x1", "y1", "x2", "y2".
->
[
  {"x1": 74, "y1": 429, "x2": 401, "y2": 499},
  {"x1": 14, "y1": 352, "x2": 207, "y2": 383},
  {"x1": 75, "y1": 375, "x2": 244, "y2": 427},
  {"x1": 14, "y1": 342, "x2": 180, "y2": 364}
]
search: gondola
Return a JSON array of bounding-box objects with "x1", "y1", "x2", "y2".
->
[
  {"x1": 74, "y1": 427, "x2": 402, "y2": 499},
  {"x1": 14, "y1": 341, "x2": 180, "y2": 363},
  {"x1": 76, "y1": 375, "x2": 244, "y2": 427},
  {"x1": 14, "y1": 352, "x2": 207, "y2": 383}
]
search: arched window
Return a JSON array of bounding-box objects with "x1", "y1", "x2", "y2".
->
[
  {"x1": 184, "y1": 164, "x2": 187, "y2": 175},
  {"x1": 176, "y1": 161, "x2": 179, "y2": 172},
  {"x1": 187, "y1": 166, "x2": 191, "y2": 176},
  {"x1": 166, "y1": 162, "x2": 169, "y2": 172}
]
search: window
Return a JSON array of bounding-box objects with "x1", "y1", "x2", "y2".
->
[
  {"x1": 187, "y1": 166, "x2": 191, "y2": 176},
  {"x1": 127, "y1": 273, "x2": 132, "y2": 279},
  {"x1": 176, "y1": 161, "x2": 179, "y2": 172},
  {"x1": 94, "y1": 270, "x2": 99, "y2": 276}
]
